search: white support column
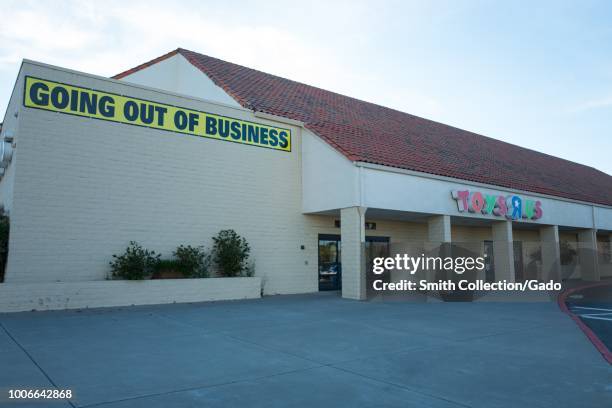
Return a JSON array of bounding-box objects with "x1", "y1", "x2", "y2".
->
[
  {"x1": 577, "y1": 229, "x2": 600, "y2": 281},
  {"x1": 427, "y1": 215, "x2": 452, "y2": 283},
  {"x1": 492, "y1": 220, "x2": 515, "y2": 283},
  {"x1": 539, "y1": 225, "x2": 560, "y2": 282},
  {"x1": 340, "y1": 206, "x2": 367, "y2": 300},
  {"x1": 602, "y1": 233, "x2": 612, "y2": 276},
  {"x1": 428, "y1": 215, "x2": 452, "y2": 243}
]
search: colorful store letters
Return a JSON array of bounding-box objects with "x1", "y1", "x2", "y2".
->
[{"x1": 451, "y1": 190, "x2": 542, "y2": 220}]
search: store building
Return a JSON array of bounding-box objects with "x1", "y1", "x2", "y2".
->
[{"x1": 0, "y1": 48, "x2": 611, "y2": 307}]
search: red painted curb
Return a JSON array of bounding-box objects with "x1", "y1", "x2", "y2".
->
[{"x1": 558, "y1": 281, "x2": 612, "y2": 364}]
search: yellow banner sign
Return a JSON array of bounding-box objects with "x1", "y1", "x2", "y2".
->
[{"x1": 23, "y1": 76, "x2": 291, "y2": 152}]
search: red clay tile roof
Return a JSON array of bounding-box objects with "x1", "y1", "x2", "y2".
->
[{"x1": 114, "y1": 48, "x2": 612, "y2": 206}]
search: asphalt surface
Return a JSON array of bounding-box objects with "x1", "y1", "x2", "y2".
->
[
  {"x1": 566, "y1": 283, "x2": 612, "y2": 351},
  {"x1": 1, "y1": 293, "x2": 611, "y2": 408}
]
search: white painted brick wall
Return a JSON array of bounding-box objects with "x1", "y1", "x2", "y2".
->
[{"x1": 2, "y1": 62, "x2": 318, "y2": 295}]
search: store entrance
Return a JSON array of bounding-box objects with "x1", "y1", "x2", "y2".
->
[
  {"x1": 483, "y1": 240, "x2": 525, "y2": 282},
  {"x1": 317, "y1": 234, "x2": 390, "y2": 291},
  {"x1": 318, "y1": 234, "x2": 341, "y2": 291}
]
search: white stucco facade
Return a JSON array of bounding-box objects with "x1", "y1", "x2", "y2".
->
[{"x1": 0, "y1": 61, "x2": 317, "y2": 297}]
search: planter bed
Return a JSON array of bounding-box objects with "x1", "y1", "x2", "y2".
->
[{"x1": 0, "y1": 277, "x2": 261, "y2": 313}]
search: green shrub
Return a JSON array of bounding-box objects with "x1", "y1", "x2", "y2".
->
[
  {"x1": 243, "y1": 261, "x2": 256, "y2": 277},
  {"x1": 110, "y1": 241, "x2": 160, "y2": 280},
  {"x1": 212, "y1": 229, "x2": 250, "y2": 277},
  {"x1": 174, "y1": 245, "x2": 211, "y2": 278},
  {"x1": 153, "y1": 259, "x2": 184, "y2": 273},
  {"x1": 0, "y1": 207, "x2": 9, "y2": 282}
]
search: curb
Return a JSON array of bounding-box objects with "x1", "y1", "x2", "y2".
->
[{"x1": 558, "y1": 281, "x2": 612, "y2": 365}]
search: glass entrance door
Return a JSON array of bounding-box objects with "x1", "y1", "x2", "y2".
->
[
  {"x1": 365, "y1": 236, "x2": 390, "y2": 299},
  {"x1": 365, "y1": 237, "x2": 390, "y2": 269},
  {"x1": 318, "y1": 234, "x2": 341, "y2": 291},
  {"x1": 318, "y1": 234, "x2": 390, "y2": 292}
]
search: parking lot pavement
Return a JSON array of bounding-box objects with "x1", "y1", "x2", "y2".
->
[
  {"x1": 1, "y1": 293, "x2": 611, "y2": 408},
  {"x1": 565, "y1": 282, "x2": 612, "y2": 354}
]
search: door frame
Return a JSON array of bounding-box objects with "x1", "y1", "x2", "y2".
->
[
  {"x1": 317, "y1": 234, "x2": 391, "y2": 292},
  {"x1": 318, "y1": 234, "x2": 341, "y2": 291}
]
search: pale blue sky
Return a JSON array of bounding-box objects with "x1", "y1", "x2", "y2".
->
[{"x1": 1, "y1": 0, "x2": 611, "y2": 174}]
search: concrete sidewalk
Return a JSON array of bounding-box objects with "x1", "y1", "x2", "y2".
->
[{"x1": 1, "y1": 293, "x2": 610, "y2": 407}]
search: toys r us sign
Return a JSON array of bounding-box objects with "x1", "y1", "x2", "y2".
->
[{"x1": 451, "y1": 190, "x2": 542, "y2": 220}]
